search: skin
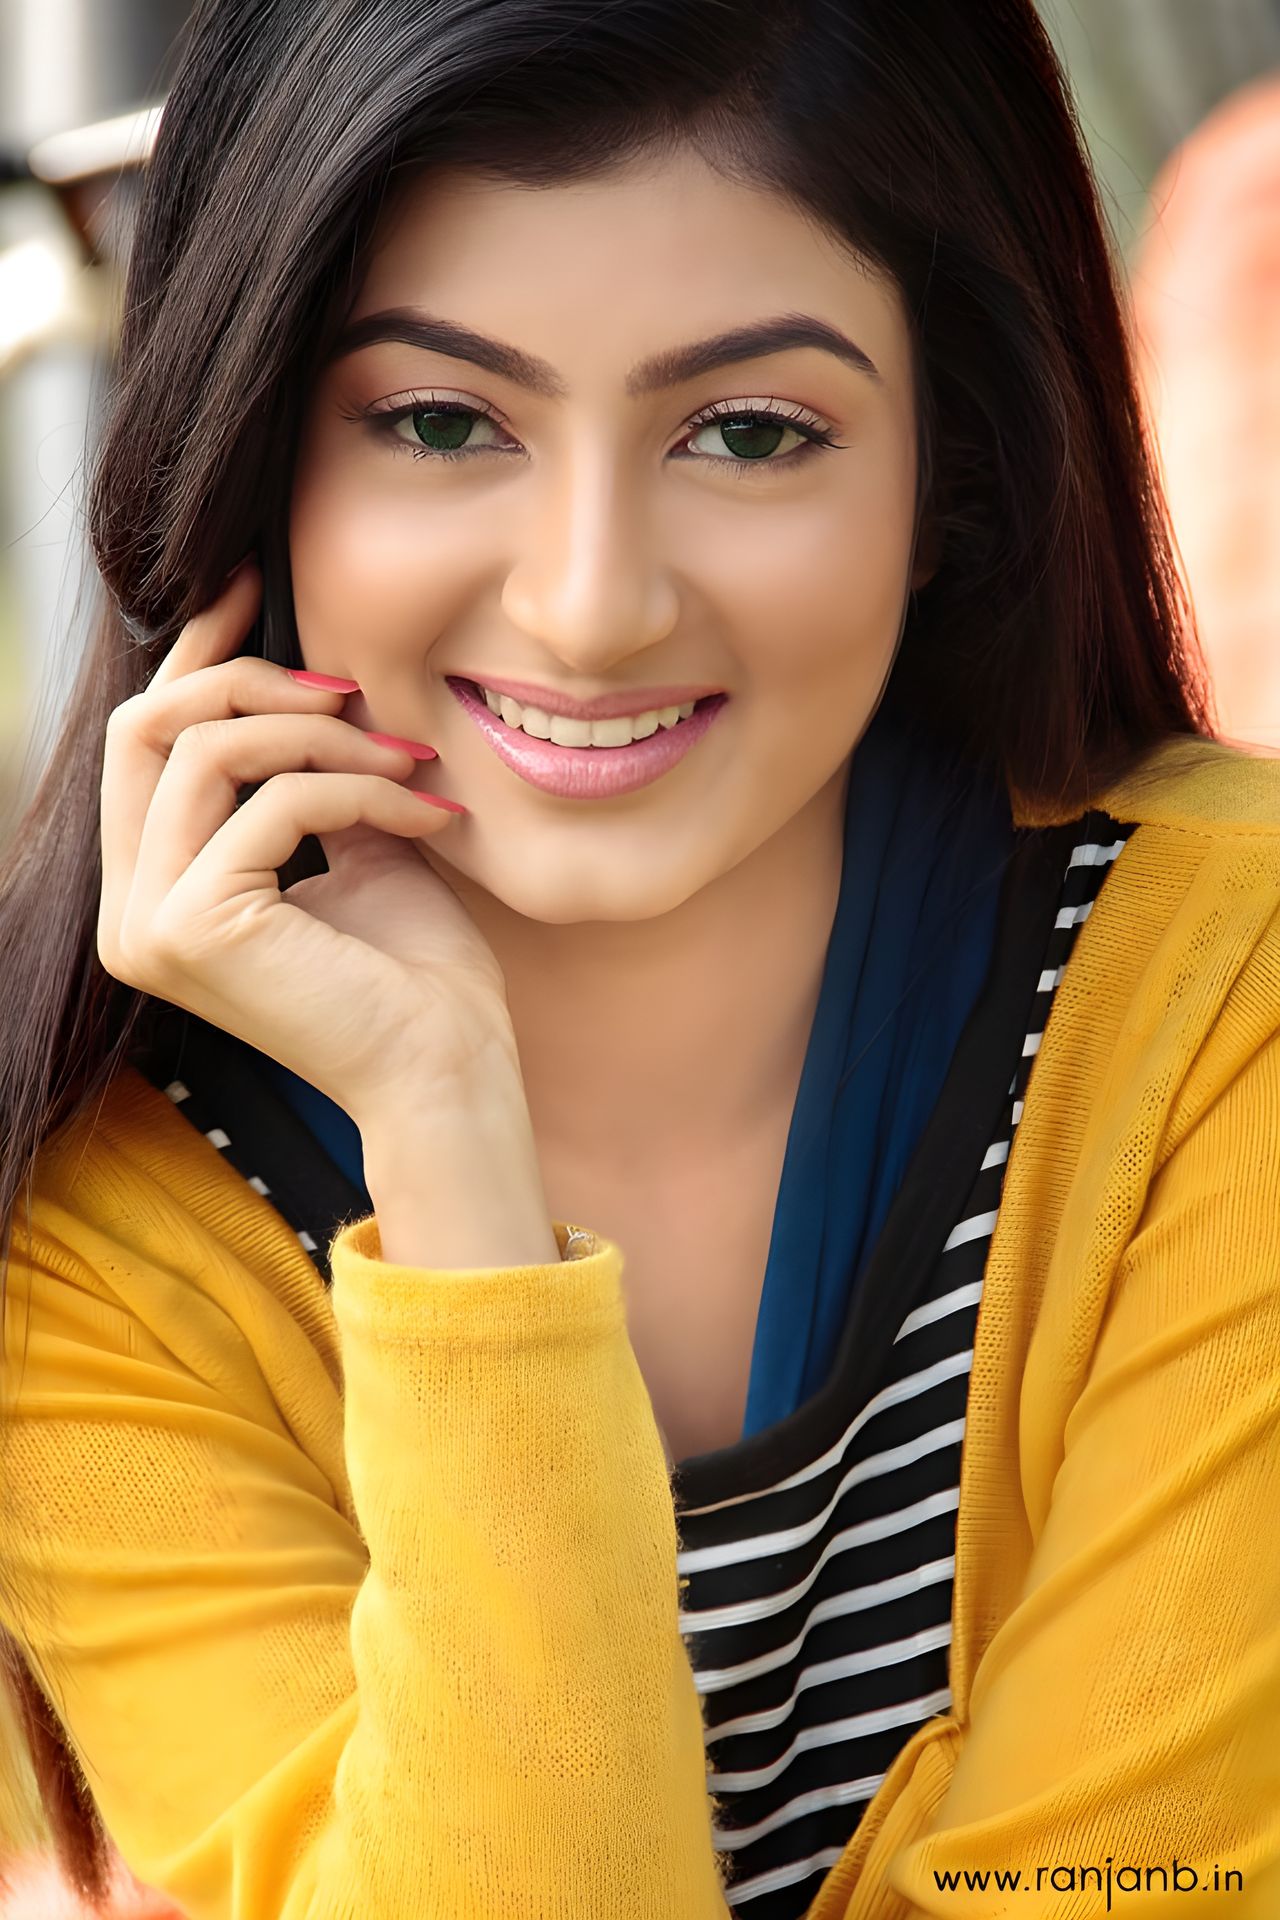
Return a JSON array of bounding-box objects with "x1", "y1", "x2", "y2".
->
[
  {"x1": 289, "y1": 147, "x2": 932, "y2": 1440},
  {"x1": 1132, "y1": 74, "x2": 1280, "y2": 754}
]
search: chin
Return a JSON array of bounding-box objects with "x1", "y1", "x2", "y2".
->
[
  {"x1": 496, "y1": 873, "x2": 699, "y2": 927},
  {"x1": 423, "y1": 833, "x2": 707, "y2": 925}
]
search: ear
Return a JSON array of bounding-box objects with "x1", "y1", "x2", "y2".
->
[{"x1": 909, "y1": 509, "x2": 943, "y2": 591}]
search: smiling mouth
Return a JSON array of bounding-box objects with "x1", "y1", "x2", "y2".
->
[
  {"x1": 454, "y1": 678, "x2": 721, "y2": 744},
  {"x1": 446, "y1": 676, "x2": 730, "y2": 799}
]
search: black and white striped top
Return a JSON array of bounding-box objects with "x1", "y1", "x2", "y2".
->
[{"x1": 132, "y1": 805, "x2": 1136, "y2": 1920}]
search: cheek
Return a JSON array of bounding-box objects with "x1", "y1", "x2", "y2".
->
[
  {"x1": 289, "y1": 454, "x2": 472, "y2": 650},
  {"x1": 712, "y1": 463, "x2": 916, "y2": 696}
]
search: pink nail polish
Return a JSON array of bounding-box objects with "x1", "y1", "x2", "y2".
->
[
  {"x1": 411, "y1": 792, "x2": 468, "y2": 814},
  {"x1": 286, "y1": 669, "x2": 360, "y2": 692},
  {"x1": 366, "y1": 731, "x2": 439, "y2": 760}
]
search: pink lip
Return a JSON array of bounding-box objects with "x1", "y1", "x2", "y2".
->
[
  {"x1": 445, "y1": 673, "x2": 723, "y2": 723},
  {"x1": 448, "y1": 679, "x2": 730, "y2": 799}
]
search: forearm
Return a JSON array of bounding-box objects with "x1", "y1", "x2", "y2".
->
[{"x1": 356, "y1": 1065, "x2": 562, "y2": 1270}]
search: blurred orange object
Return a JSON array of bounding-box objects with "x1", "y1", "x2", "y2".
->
[
  {"x1": 0, "y1": 1848, "x2": 184, "y2": 1919},
  {"x1": 1132, "y1": 70, "x2": 1280, "y2": 752}
]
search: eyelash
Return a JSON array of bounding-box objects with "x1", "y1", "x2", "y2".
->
[{"x1": 344, "y1": 390, "x2": 845, "y2": 474}]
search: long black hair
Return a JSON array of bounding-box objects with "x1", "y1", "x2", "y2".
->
[{"x1": 0, "y1": 0, "x2": 1207, "y2": 1899}]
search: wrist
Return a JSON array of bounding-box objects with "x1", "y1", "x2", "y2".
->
[{"x1": 357, "y1": 1079, "x2": 562, "y2": 1271}]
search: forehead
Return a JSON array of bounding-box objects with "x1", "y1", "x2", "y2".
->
[{"x1": 348, "y1": 148, "x2": 911, "y2": 386}]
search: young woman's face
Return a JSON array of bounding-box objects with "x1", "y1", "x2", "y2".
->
[{"x1": 291, "y1": 146, "x2": 927, "y2": 923}]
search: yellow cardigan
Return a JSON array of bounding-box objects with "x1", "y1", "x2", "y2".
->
[{"x1": 2, "y1": 731, "x2": 1279, "y2": 1918}]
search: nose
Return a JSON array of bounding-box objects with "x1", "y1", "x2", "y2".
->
[{"x1": 499, "y1": 443, "x2": 680, "y2": 673}]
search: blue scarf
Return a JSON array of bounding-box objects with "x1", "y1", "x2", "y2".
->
[
  {"x1": 262, "y1": 696, "x2": 1013, "y2": 1440},
  {"x1": 741, "y1": 697, "x2": 1013, "y2": 1434}
]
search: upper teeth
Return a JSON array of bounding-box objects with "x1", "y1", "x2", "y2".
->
[{"x1": 478, "y1": 685, "x2": 698, "y2": 746}]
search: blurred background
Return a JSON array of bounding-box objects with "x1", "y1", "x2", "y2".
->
[
  {"x1": 2, "y1": 0, "x2": 1280, "y2": 861},
  {"x1": 0, "y1": 0, "x2": 1278, "y2": 1914}
]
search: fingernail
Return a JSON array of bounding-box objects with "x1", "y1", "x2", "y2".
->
[
  {"x1": 223, "y1": 556, "x2": 257, "y2": 584},
  {"x1": 411, "y1": 792, "x2": 468, "y2": 814},
  {"x1": 366, "y1": 730, "x2": 438, "y2": 761},
  {"x1": 286, "y1": 669, "x2": 361, "y2": 692}
]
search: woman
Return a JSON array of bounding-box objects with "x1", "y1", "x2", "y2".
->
[{"x1": 2, "y1": 1, "x2": 1277, "y2": 1915}]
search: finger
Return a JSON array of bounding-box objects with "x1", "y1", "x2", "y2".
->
[
  {"x1": 124, "y1": 712, "x2": 422, "y2": 919},
  {"x1": 316, "y1": 818, "x2": 433, "y2": 875},
  {"x1": 143, "y1": 771, "x2": 461, "y2": 956},
  {"x1": 99, "y1": 661, "x2": 366, "y2": 952},
  {"x1": 146, "y1": 558, "x2": 263, "y2": 692}
]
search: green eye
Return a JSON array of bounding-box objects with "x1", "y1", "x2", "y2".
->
[
  {"x1": 389, "y1": 405, "x2": 502, "y2": 456},
  {"x1": 407, "y1": 407, "x2": 474, "y2": 451},
  {"x1": 702, "y1": 416, "x2": 794, "y2": 460},
  {"x1": 683, "y1": 406, "x2": 839, "y2": 468}
]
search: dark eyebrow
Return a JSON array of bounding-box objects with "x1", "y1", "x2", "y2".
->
[{"x1": 327, "y1": 309, "x2": 882, "y2": 395}]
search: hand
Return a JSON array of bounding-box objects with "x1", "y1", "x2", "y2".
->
[
  {"x1": 98, "y1": 560, "x2": 519, "y2": 1126},
  {"x1": 0, "y1": 1846, "x2": 185, "y2": 1918}
]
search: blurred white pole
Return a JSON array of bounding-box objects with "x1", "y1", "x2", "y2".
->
[
  {"x1": 0, "y1": 190, "x2": 100, "y2": 820},
  {"x1": 0, "y1": 0, "x2": 178, "y2": 830}
]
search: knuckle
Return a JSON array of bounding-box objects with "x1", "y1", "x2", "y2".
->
[
  {"x1": 169, "y1": 714, "x2": 243, "y2": 769},
  {"x1": 104, "y1": 694, "x2": 145, "y2": 742},
  {"x1": 245, "y1": 655, "x2": 293, "y2": 694},
  {"x1": 98, "y1": 925, "x2": 147, "y2": 989},
  {"x1": 95, "y1": 927, "x2": 127, "y2": 982},
  {"x1": 268, "y1": 767, "x2": 311, "y2": 803},
  {"x1": 172, "y1": 716, "x2": 224, "y2": 756},
  {"x1": 104, "y1": 900, "x2": 188, "y2": 988},
  {"x1": 124, "y1": 911, "x2": 183, "y2": 977}
]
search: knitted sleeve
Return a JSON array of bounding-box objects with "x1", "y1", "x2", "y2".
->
[{"x1": 0, "y1": 1214, "x2": 729, "y2": 1919}]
